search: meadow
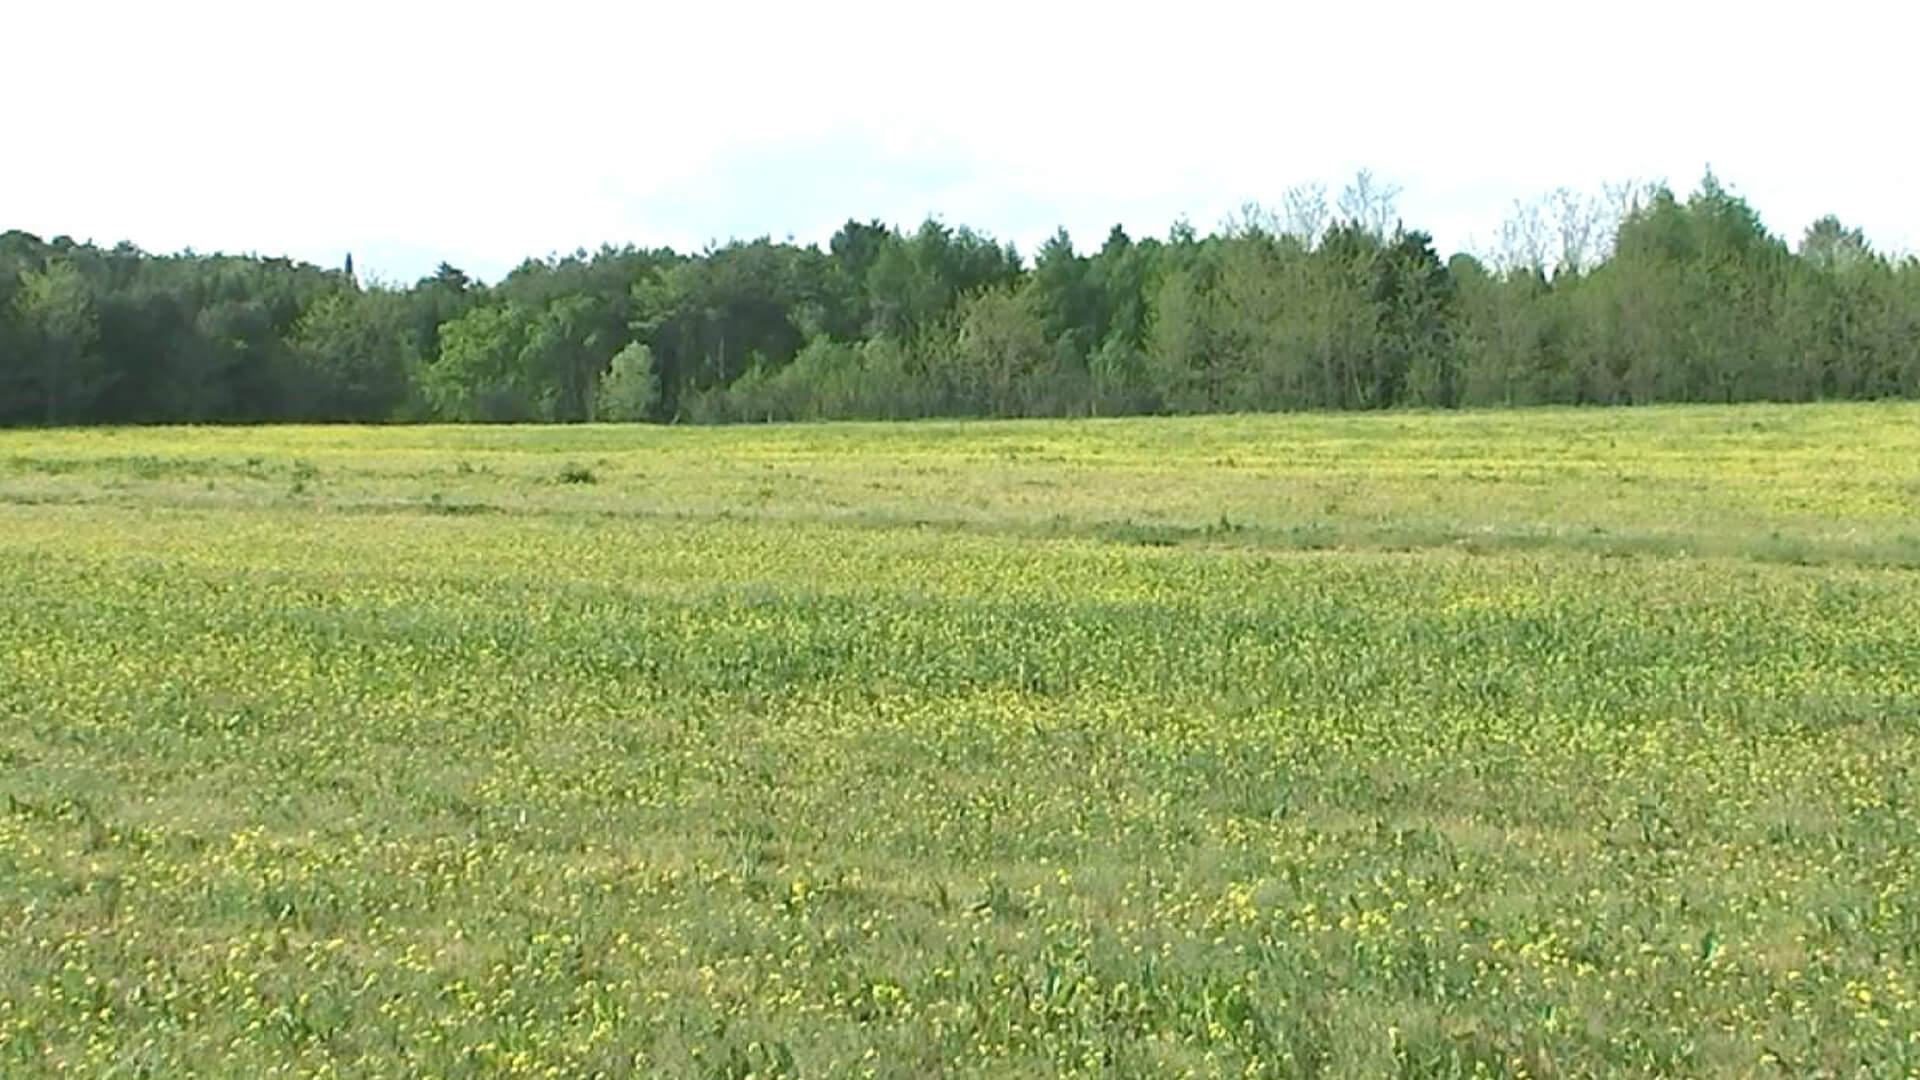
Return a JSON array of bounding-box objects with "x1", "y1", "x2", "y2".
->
[{"x1": 2, "y1": 402, "x2": 1918, "y2": 1078}]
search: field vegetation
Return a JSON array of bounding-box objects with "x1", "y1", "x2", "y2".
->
[{"x1": 2, "y1": 403, "x2": 1919, "y2": 1077}]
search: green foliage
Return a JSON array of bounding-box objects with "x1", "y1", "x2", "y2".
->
[
  {"x1": 688, "y1": 337, "x2": 947, "y2": 422},
  {"x1": 519, "y1": 294, "x2": 609, "y2": 422},
  {"x1": 595, "y1": 342, "x2": 659, "y2": 422},
  {"x1": 949, "y1": 286, "x2": 1051, "y2": 416},
  {"x1": 289, "y1": 289, "x2": 419, "y2": 421},
  {"x1": 4, "y1": 170, "x2": 1920, "y2": 426},
  {"x1": 425, "y1": 304, "x2": 537, "y2": 421},
  {"x1": 1146, "y1": 258, "x2": 1228, "y2": 412},
  {"x1": 863, "y1": 219, "x2": 1024, "y2": 343},
  {"x1": 12, "y1": 257, "x2": 110, "y2": 424}
]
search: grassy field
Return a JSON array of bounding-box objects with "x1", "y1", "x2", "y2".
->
[{"x1": 1, "y1": 403, "x2": 1918, "y2": 1078}]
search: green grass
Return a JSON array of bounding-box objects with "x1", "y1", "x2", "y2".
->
[{"x1": 1, "y1": 403, "x2": 1918, "y2": 1077}]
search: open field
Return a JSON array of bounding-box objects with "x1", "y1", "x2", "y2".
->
[{"x1": 2, "y1": 403, "x2": 1919, "y2": 1078}]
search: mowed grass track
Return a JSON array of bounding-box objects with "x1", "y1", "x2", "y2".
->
[{"x1": 1, "y1": 404, "x2": 1918, "y2": 1078}]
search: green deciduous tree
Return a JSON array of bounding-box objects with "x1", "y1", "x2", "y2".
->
[
  {"x1": 14, "y1": 258, "x2": 110, "y2": 424},
  {"x1": 949, "y1": 286, "x2": 1051, "y2": 416},
  {"x1": 425, "y1": 304, "x2": 536, "y2": 421},
  {"x1": 290, "y1": 289, "x2": 420, "y2": 420},
  {"x1": 595, "y1": 342, "x2": 658, "y2": 421}
]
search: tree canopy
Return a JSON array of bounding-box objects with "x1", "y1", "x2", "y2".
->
[{"x1": 5, "y1": 173, "x2": 1917, "y2": 426}]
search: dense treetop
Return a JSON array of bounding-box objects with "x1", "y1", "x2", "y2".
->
[{"x1": 4, "y1": 172, "x2": 1915, "y2": 425}]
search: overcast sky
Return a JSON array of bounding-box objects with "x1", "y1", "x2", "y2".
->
[{"x1": 9, "y1": 0, "x2": 1914, "y2": 283}]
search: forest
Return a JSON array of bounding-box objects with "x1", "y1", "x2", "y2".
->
[{"x1": 3, "y1": 171, "x2": 1916, "y2": 426}]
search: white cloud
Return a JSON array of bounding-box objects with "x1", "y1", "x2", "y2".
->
[{"x1": 7, "y1": 0, "x2": 1913, "y2": 281}]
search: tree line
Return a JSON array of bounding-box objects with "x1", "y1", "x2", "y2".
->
[{"x1": 4, "y1": 171, "x2": 1917, "y2": 426}]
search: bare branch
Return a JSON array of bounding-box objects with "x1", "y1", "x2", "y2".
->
[
  {"x1": 1339, "y1": 169, "x2": 1403, "y2": 240},
  {"x1": 1496, "y1": 197, "x2": 1549, "y2": 276},
  {"x1": 1280, "y1": 183, "x2": 1329, "y2": 248}
]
